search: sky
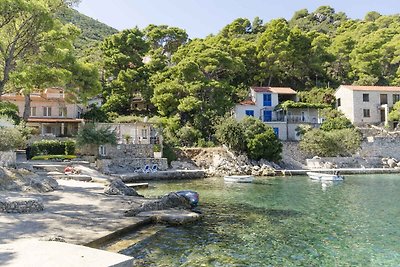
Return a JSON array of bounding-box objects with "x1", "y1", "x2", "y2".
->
[{"x1": 75, "y1": 0, "x2": 400, "y2": 38}]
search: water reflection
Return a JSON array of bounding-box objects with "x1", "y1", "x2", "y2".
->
[{"x1": 119, "y1": 175, "x2": 400, "y2": 266}]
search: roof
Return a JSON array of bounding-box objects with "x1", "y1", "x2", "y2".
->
[
  {"x1": 339, "y1": 85, "x2": 400, "y2": 92},
  {"x1": 28, "y1": 118, "x2": 84, "y2": 123},
  {"x1": 251, "y1": 87, "x2": 297, "y2": 94},
  {"x1": 239, "y1": 100, "x2": 255, "y2": 105}
]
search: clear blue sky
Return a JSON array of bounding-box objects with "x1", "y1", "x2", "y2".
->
[{"x1": 75, "y1": 0, "x2": 400, "y2": 38}]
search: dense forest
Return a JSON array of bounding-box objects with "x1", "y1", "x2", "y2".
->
[{"x1": 1, "y1": 1, "x2": 400, "y2": 150}]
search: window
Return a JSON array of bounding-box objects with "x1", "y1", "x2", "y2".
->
[
  {"x1": 363, "y1": 109, "x2": 370, "y2": 117},
  {"x1": 273, "y1": 127, "x2": 279, "y2": 137},
  {"x1": 393, "y1": 94, "x2": 400, "y2": 104},
  {"x1": 245, "y1": 110, "x2": 254, "y2": 117},
  {"x1": 142, "y1": 128, "x2": 148, "y2": 139},
  {"x1": 337, "y1": 98, "x2": 341, "y2": 107},
  {"x1": 43, "y1": 107, "x2": 52, "y2": 117},
  {"x1": 30, "y1": 107, "x2": 36, "y2": 116},
  {"x1": 59, "y1": 107, "x2": 67, "y2": 117},
  {"x1": 380, "y1": 94, "x2": 387, "y2": 105},
  {"x1": 263, "y1": 110, "x2": 272, "y2": 122},
  {"x1": 99, "y1": 145, "x2": 106, "y2": 156},
  {"x1": 263, "y1": 93, "x2": 272, "y2": 106},
  {"x1": 363, "y1": 94, "x2": 369, "y2": 102}
]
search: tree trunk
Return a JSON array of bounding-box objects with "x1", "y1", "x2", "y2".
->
[{"x1": 23, "y1": 93, "x2": 31, "y2": 122}]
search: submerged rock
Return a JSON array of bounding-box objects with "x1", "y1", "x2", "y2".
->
[{"x1": 125, "y1": 192, "x2": 191, "y2": 216}]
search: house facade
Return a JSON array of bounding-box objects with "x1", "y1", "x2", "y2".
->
[
  {"x1": 234, "y1": 87, "x2": 325, "y2": 140},
  {"x1": 0, "y1": 88, "x2": 84, "y2": 136},
  {"x1": 335, "y1": 85, "x2": 400, "y2": 126}
]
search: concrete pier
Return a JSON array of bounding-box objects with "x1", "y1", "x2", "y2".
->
[
  {"x1": 276, "y1": 168, "x2": 400, "y2": 176},
  {"x1": 114, "y1": 170, "x2": 206, "y2": 182}
]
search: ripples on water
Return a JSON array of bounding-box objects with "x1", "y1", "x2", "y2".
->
[{"x1": 120, "y1": 175, "x2": 400, "y2": 266}]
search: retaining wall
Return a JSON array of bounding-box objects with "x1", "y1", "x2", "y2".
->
[{"x1": 0, "y1": 151, "x2": 16, "y2": 167}]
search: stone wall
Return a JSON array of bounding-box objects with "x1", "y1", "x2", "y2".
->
[
  {"x1": 0, "y1": 151, "x2": 16, "y2": 167},
  {"x1": 359, "y1": 136, "x2": 400, "y2": 158},
  {"x1": 0, "y1": 197, "x2": 44, "y2": 213},
  {"x1": 104, "y1": 144, "x2": 154, "y2": 158},
  {"x1": 97, "y1": 157, "x2": 168, "y2": 174}
]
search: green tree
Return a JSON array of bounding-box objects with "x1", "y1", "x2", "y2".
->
[
  {"x1": 320, "y1": 116, "x2": 353, "y2": 131},
  {"x1": 214, "y1": 117, "x2": 245, "y2": 152},
  {"x1": 76, "y1": 123, "x2": 117, "y2": 147}
]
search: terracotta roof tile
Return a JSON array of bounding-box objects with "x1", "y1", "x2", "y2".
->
[
  {"x1": 239, "y1": 100, "x2": 255, "y2": 105},
  {"x1": 251, "y1": 86, "x2": 297, "y2": 94},
  {"x1": 341, "y1": 85, "x2": 400, "y2": 92}
]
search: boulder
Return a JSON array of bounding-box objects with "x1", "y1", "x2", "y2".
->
[
  {"x1": 104, "y1": 179, "x2": 142, "y2": 196},
  {"x1": 136, "y1": 209, "x2": 202, "y2": 225},
  {"x1": 125, "y1": 192, "x2": 191, "y2": 216},
  {"x1": 0, "y1": 197, "x2": 44, "y2": 213},
  {"x1": 387, "y1": 158, "x2": 397, "y2": 168},
  {"x1": 29, "y1": 176, "x2": 59, "y2": 193}
]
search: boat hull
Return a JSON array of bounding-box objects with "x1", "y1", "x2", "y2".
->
[
  {"x1": 307, "y1": 172, "x2": 344, "y2": 181},
  {"x1": 224, "y1": 175, "x2": 254, "y2": 183}
]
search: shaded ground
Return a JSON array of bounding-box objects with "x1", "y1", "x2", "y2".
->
[{"x1": 0, "y1": 179, "x2": 149, "y2": 245}]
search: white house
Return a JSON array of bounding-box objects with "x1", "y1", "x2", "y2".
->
[
  {"x1": 335, "y1": 85, "x2": 400, "y2": 126},
  {"x1": 234, "y1": 87, "x2": 325, "y2": 140}
]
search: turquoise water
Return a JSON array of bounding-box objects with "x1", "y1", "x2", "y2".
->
[{"x1": 121, "y1": 175, "x2": 400, "y2": 266}]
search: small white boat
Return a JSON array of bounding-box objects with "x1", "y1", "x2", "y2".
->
[
  {"x1": 307, "y1": 171, "x2": 344, "y2": 181},
  {"x1": 224, "y1": 175, "x2": 254, "y2": 183}
]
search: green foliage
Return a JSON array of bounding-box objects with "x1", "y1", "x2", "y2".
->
[
  {"x1": 247, "y1": 131, "x2": 282, "y2": 161},
  {"x1": 153, "y1": 144, "x2": 161, "y2": 152},
  {"x1": 297, "y1": 87, "x2": 336, "y2": 105},
  {"x1": 56, "y1": 7, "x2": 118, "y2": 54},
  {"x1": 31, "y1": 155, "x2": 77, "y2": 160},
  {"x1": 28, "y1": 139, "x2": 76, "y2": 158},
  {"x1": 215, "y1": 117, "x2": 246, "y2": 152},
  {"x1": 320, "y1": 116, "x2": 353, "y2": 131},
  {"x1": 0, "y1": 101, "x2": 20, "y2": 124},
  {"x1": 114, "y1": 115, "x2": 144, "y2": 123},
  {"x1": 76, "y1": 123, "x2": 117, "y2": 146},
  {"x1": 177, "y1": 125, "x2": 202, "y2": 147},
  {"x1": 162, "y1": 144, "x2": 177, "y2": 165},
  {"x1": 0, "y1": 127, "x2": 25, "y2": 151},
  {"x1": 277, "y1": 100, "x2": 331, "y2": 110},
  {"x1": 82, "y1": 104, "x2": 109, "y2": 122},
  {"x1": 215, "y1": 116, "x2": 282, "y2": 161},
  {"x1": 300, "y1": 128, "x2": 361, "y2": 156},
  {"x1": 388, "y1": 101, "x2": 400, "y2": 121}
]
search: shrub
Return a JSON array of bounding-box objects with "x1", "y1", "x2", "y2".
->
[
  {"x1": 31, "y1": 155, "x2": 77, "y2": 161},
  {"x1": 215, "y1": 116, "x2": 282, "y2": 162},
  {"x1": 300, "y1": 128, "x2": 361, "y2": 156},
  {"x1": 0, "y1": 101, "x2": 20, "y2": 125},
  {"x1": 320, "y1": 116, "x2": 353, "y2": 131},
  {"x1": 76, "y1": 123, "x2": 117, "y2": 146},
  {"x1": 177, "y1": 125, "x2": 202, "y2": 147},
  {"x1": 28, "y1": 140, "x2": 76, "y2": 158},
  {"x1": 214, "y1": 117, "x2": 245, "y2": 151},
  {"x1": 0, "y1": 127, "x2": 25, "y2": 151},
  {"x1": 247, "y1": 130, "x2": 282, "y2": 161},
  {"x1": 163, "y1": 144, "x2": 177, "y2": 165},
  {"x1": 82, "y1": 104, "x2": 109, "y2": 122}
]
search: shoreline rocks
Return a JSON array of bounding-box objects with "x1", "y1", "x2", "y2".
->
[{"x1": 0, "y1": 197, "x2": 44, "y2": 213}]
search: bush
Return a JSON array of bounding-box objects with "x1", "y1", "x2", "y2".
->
[
  {"x1": 214, "y1": 117, "x2": 245, "y2": 151},
  {"x1": 0, "y1": 127, "x2": 25, "y2": 151},
  {"x1": 28, "y1": 140, "x2": 76, "y2": 158},
  {"x1": 215, "y1": 116, "x2": 282, "y2": 162},
  {"x1": 247, "y1": 131, "x2": 282, "y2": 161},
  {"x1": 320, "y1": 116, "x2": 353, "y2": 131},
  {"x1": 162, "y1": 144, "x2": 177, "y2": 165},
  {"x1": 82, "y1": 104, "x2": 109, "y2": 122},
  {"x1": 0, "y1": 101, "x2": 20, "y2": 125},
  {"x1": 76, "y1": 123, "x2": 117, "y2": 146},
  {"x1": 300, "y1": 128, "x2": 361, "y2": 156},
  {"x1": 31, "y1": 155, "x2": 77, "y2": 161},
  {"x1": 177, "y1": 125, "x2": 202, "y2": 147}
]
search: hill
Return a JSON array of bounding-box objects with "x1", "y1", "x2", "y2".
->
[{"x1": 56, "y1": 8, "x2": 118, "y2": 53}]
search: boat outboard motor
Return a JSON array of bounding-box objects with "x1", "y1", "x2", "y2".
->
[{"x1": 176, "y1": 190, "x2": 199, "y2": 208}]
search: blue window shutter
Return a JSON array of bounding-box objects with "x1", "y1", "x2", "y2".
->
[
  {"x1": 263, "y1": 94, "x2": 272, "y2": 106},
  {"x1": 245, "y1": 110, "x2": 254, "y2": 117},
  {"x1": 263, "y1": 110, "x2": 272, "y2": 122},
  {"x1": 273, "y1": 127, "x2": 279, "y2": 137}
]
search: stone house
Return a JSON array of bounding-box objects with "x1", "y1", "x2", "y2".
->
[
  {"x1": 234, "y1": 87, "x2": 325, "y2": 140},
  {"x1": 335, "y1": 85, "x2": 400, "y2": 126},
  {"x1": 0, "y1": 88, "x2": 84, "y2": 137}
]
